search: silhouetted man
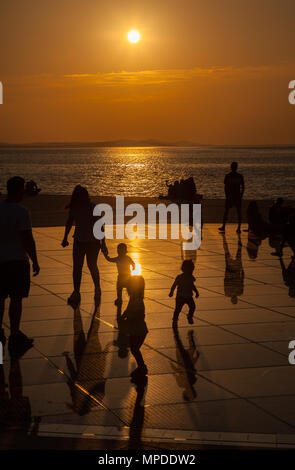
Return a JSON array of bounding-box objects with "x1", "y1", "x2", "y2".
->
[
  {"x1": 219, "y1": 162, "x2": 244, "y2": 233},
  {"x1": 0, "y1": 177, "x2": 40, "y2": 357}
]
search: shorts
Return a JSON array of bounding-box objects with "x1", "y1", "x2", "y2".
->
[{"x1": 0, "y1": 260, "x2": 30, "y2": 299}]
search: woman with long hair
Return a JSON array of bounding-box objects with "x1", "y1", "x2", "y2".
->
[{"x1": 61, "y1": 185, "x2": 107, "y2": 308}]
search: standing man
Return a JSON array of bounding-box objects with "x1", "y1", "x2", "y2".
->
[
  {"x1": 219, "y1": 162, "x2": 245, "y2": 233},
  {"x1": 0, "y1": 177, "x2": 40, "y2": 357}
]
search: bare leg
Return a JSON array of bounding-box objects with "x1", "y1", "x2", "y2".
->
[
  {"x1": 172, "y1": 298, "x2": 185, "y2": 324},
  {"x1": 73, "y1": 241, "x2": 85, "y2": 293},
  {"x1": 86, "y1": 247, "x2": 101, "y2": 294},
  {"x1": 9, "y1": 298, "x2": 22, "y2": 334},
  {"x1": 130, "y1": 335, "x2": 146, "y2": 369},
  {"x1": 220, "y1": 200, "x2": 230, "y2": 230}
]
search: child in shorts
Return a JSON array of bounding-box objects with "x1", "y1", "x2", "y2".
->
[{"x1": 105, "y1": 243, "x2": 135, "y2": 305}]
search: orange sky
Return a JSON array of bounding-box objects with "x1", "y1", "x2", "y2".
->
[{"x1": 0, "y1": 0, "x2": 295, "y2": 144}]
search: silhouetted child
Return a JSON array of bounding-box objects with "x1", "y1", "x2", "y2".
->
[
  {"x1": 121, "y1": 276, "x2": 148, "y2": 378},
  {"x1": 169, "y1": 260, "x2": 199, "y2": 325},
  {"x1": 105, "y1": 243, "x2": 135, "y2": 306}
]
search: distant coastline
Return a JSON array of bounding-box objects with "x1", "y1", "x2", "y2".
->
[{"x1": 1, "y1": 141, "x2": 295, "y2": 149}]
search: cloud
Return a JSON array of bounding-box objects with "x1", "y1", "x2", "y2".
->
[{"x1": 4, "y1": 63, "x2": 295, "y2": 93}]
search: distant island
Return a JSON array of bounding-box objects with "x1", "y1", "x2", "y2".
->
[{"x1": 0, "y1": 139, "x2": 198, "y2": 148}]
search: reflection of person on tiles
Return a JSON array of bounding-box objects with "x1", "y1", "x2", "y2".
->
[
  {"x1": 222, "y1": 233, "x2": 244, "y2": 304},
  {"x1": 170, "y1": 328, "x2": 199, "y2": 401},
  {"x1": 63, "y1": 308, "x2": 112, "y2": 415},
  {"x1": 0, "y1": 356, "x2": 32, "y2": 432}
]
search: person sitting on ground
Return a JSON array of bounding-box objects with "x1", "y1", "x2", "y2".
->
[
  {"x1": 0, "y1": 176, "x2": 40, "y2": 357},
  {"x1": 120, "y1": 276, "x2": 148, "y2": 378},
  {"x1": 186, "y1": 177, "x2": 197, "y2": 201},
  {"x1": 169, "y1": 259, "x2": 199, "y2": 325},
  {"x1": 275, "y1": 212, "x2": 295, "y2": 258},
  {"x1": 104, "y1": 243, "x2": 135, "y2": 307},
  {"x1": 25, "y1": 180, "x2": 41, "y2": 197},
  {"x1": 279, "y1": 257, "x2": 295, "y2": 298},
  {"x1": 61, "y1": 185, "x2": 108, "y2": 308},
  {"x1": 219, "y1": 162, "x2": 245, "y2": 234},
  {"x1": 269, "y1": 198, "x2": 287, "y2": 225}
]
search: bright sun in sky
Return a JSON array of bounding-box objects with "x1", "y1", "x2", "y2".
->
[{"x1": 127, "y1": 30, "x2": 140, "y2": 43}]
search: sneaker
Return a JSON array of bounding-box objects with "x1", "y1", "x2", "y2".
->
[
  {"x1": 131, "y1": 365, "x2": 148, "y2": 377},
  {"x1": 8, "y1": 331, "x2": 34, "y2": 358},
  {"x1": 218, "y1": 226, "x2": 225, "y2": 233},
  {"x1": 187, "y1": 315, "x2": 194, "y2": 325},
  {"x1": 67, "y1": 291, "x2": 81, "y2": 308}
]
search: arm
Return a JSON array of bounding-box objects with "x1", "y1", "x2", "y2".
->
[
  {"x1": 128, "y1": 256, "x2": 135, "y2": 270},
  {"x1": 20, "y1": 230, "x2": 40, "y2": 276},
  {"x1": 193, "y1": 284, "x2": 199, "y2": 298},
  {"x1": 169, "y1": 277, "x2": 178, "y2": 297},
  {"x1": 104, "y1": 254, "x2": 117, "y2": 263},
  {"x1": 62, "y1": 213, "x2": 74, "y2": 247}
]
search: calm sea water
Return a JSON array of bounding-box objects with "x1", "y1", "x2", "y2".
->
[{"x1": 0, "y1": 146, "x2": 295, "y2": 199}]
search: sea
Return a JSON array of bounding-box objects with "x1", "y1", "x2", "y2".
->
[{"x1": 0, "y1": 145, "x2": 295, "y2": 199}]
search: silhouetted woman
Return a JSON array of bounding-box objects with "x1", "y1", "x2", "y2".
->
[{"x1": 61, "y1": 185, "x2": 107, "y2": 308}]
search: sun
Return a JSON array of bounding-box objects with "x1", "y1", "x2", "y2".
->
[{"x1": 128, "y1": 30, "x2": 140, "y2": 43}]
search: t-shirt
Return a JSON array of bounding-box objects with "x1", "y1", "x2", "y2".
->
[
  {"x1": 0, "y1": 202, "x2": 31, "y2": 262},
  {"x1": 174, "y1": 273, "x2": 196, "y2": 298},
  {"x1": 69, "y1": 203, "x2": 97, "y2": 242},
  {"x1": 115, "y1": 255, "x2": 134, "y2": 278},
  {"x1": 224, "y1": 172, "x2": 244, "y2": 201}
]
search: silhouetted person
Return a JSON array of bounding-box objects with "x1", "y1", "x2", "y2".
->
[
  {"x1": 62, "y1": 185, "x2": 108, "y2": 308},
  {"x1": 24, "y1": 180, "x2": 41, "y2": 197},
  {"x1": 0, "y1": 177, "x2": 39, "y2": 357},
  {"x1": 280, "y1": 257, "x2": 295, "y2": 298},
  {"x1": 222, "y1": 233, "x2": 244, "y2": 304},
  {"x1": 269, "y1": 198, "x2": 286, "y2": 225},
  {"x1": 121, "y1": 276, "x2": 148, "y2": 378},
  {"x1": 171, "y1": 327, "x2": 199, "y2": 401},
  {"x1": 169, "y1": 259, "x2": 199, "y2": 325},
  {"x1": 247, "y1": 231, "x2": 262, "y2": 260},
  {"x1": 276, "y1": 213, "x2": 295, "y2": 258},
  {"x1": 105, "y1": 243, "x2": 135, "y2": 307},
  {"x1": 247, "y1": 201, "x2": 284, "y2": 239},
  {"x1": 63, "y1": 307, "x2": 111, "y2": 415},
  {"x1": 219, "y1": 162, "x2": 244, "y2": 233},
  {"x1": 165, "y1": 180, "x2": 175, "y2": 200}
]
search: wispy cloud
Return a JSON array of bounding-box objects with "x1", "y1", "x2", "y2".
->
[{"x1": 5, "y1": 63, "x2": 295, "y2": 91}]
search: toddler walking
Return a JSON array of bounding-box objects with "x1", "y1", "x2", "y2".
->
[
  {"x1": 169, "y1": 260, "x2": 199, "y2": 325},
  {"x1": 105, "y1": 243, "x2": 135, "y2": 305},
  {"x1": 121, "y1": 276, "x2": 148, "y2": 378}
]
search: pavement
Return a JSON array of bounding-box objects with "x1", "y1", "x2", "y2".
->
[{"x1": 1, "y1": 224, "x2": 295, "y2": 450}]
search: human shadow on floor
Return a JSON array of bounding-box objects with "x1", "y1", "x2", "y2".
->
[
  {"x1": 128, "y1": 375, "x2": 148, "y2": 450},
  {"x1": 63, "y1": 306, "x2": 112, "y2": 415},
  {"x1": 222, "y1": 233, "x2": 244, "y2": 304},
  {"x1": 170, "y1": 326, "x2": 199, "y2": 401},
  {"x1": 113, "y1": 304, "x2": 129, "y2": 359},
  {"x1": 0, "y1": 355, "x2": 32, "y2": 436}
]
